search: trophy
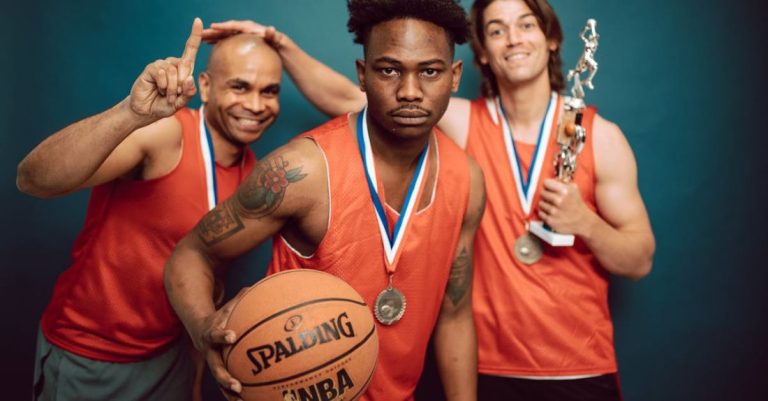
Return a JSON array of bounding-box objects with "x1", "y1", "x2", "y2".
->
[{"x1": 530, "y1": 18, "x2": 599, "y2": 246}]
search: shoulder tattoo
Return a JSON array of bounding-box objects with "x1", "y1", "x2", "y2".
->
[{"x1": 236, "y1": 155, "x2": 307, "y2": 219}]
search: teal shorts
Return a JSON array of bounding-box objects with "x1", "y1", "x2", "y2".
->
[{"x1": 33, "y1": 328, "x2": 194, "y2": 401}]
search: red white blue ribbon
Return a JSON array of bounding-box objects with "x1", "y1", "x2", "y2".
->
[
  {"x1": 357, "y1": 108, "x2": 429, "y2": 267},
  {"x1": 199, "y1": 106, "x2": 218, "y2": 210},
  {"x1": 497, "y1": 92, "x2": 558, "y2": 215}
]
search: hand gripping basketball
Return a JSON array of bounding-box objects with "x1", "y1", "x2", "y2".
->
[
  {"x1": 189, "y1": 287, "x2": 247, "y2": 401},
  {"x1": 221, "y1": 270, "x2": 379, "y2": 401}
]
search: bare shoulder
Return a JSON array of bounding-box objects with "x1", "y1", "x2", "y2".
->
[
  {"x1": 464, "y1": 154, "x2": 486, "y2": 226},
  {"x1": 131, "y1": 116, "x2": 183, "y2": 158},
  {"x1": 592, "y1": 112, "x2": 638, "y2": 181},
  {"x1": 438, "y1": 96, "x2": 472, "y2": 149},
  {"x1": 236, "y1": 137, "x2": 328, "y2": 219}
]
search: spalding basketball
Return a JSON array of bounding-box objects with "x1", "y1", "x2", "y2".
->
[{"x1": 223, "y1": 269, "x2": 379, "y2": 401}]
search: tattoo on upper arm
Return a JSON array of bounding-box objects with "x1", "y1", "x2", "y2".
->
[
  {"x1": 196, "y1": 200, "x2": 244, "y2": 246},
  {"x1": 446, "y1": 247, "x2": 472, "y2": 306},
  {"x1": 235, "y1": 155, "x2": 307, "y2": 219}
]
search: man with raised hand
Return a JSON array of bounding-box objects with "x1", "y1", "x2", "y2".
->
[
  {"x1": 204, "y1": 0, "x2": 655, "y2": 399},
  {"x1": 18, "y1": 18, "x2": 283, "y2": 401},
  {"x1": 165, "y1": 1, "x2": 484, "y2": 400}
]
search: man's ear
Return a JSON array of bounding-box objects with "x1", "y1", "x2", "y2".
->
[
  {"x1": 548, "y1": 39, "x2": 558, "y2": 52},
  {"x1": 451, "y1": 59, "x2": 464, "y2": 93},
  {"x1": 199, "y1": 72, "x2": 211, "y2": 103},
  {"x1": 355, "y1": 59, "x2": 367, "y2": 92}
]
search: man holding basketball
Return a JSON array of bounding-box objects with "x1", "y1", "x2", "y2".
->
[
  {"x1": 17, "y1": 19, "x2": 283, "y2": 401},
  {"x1": 165, "y1": 1, "x2": 484, "y2": 400},
  {"x1": 204, "y1": 0, "x2": 655, "y2": 399}
]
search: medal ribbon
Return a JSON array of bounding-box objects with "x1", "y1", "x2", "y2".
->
[
  {"x1": 357, "y1": 108, "x2": 429, "y2": 269},
  {"x1": 497, "y1": 92, "x2": 558, "y2": 215},
  {"x1": 199, "y1": 106, "x2": 219, "y2": 210}
]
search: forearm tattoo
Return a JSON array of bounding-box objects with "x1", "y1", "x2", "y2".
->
[
  {"x1": 236, "y1": 155, "x2": 307, "y2": 218},
  {"x1": 446, "y1": 247, "x2": 472, "y2": 306},
  {"x1": 196, "y1": 200, "x2": 245, "y2": 246}
]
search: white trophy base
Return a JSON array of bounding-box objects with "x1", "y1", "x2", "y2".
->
[{"x1": 529, "y1": 221, "x2": 575, "y2": 246}]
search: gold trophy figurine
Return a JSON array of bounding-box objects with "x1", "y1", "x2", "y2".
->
[{"x1": 530, "y1": 18, "x2": 599, "y2": 246}]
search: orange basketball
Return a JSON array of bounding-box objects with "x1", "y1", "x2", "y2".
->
[{"x1": 223, "y1": 269, "x2": 379, "y2": 401}]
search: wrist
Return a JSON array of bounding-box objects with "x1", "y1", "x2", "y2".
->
[
  {"x1": 117, "y1": 97, "x2": 157, "y2": 130},
  {"x1": 276, "y1": 34, "x2": 297, "y2": 56},
  {"x1": 576, "y1": 209, "x2": 601, "y2": 240}
]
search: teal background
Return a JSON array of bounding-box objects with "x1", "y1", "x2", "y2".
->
[{"x1": 2, "y1": 0, "x2": 766, "y2": 399}]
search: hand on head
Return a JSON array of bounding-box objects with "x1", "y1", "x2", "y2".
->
[
  {"x1": 128, "y1": 18, "x2": 203, "y2": 120},
  {"x1": 203, "y1": 20, "x2": 285, "y2": 50}
]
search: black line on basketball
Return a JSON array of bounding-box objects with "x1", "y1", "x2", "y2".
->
[
  {"x1": 224, "y1": 297, "x2": 368, "y2": 366},
  {"x1": 242, "y1": 323, "x2": 377, "y2": 387},
  {"x1": 346, "y1": 351, "x2": 378, "y2": 401}
]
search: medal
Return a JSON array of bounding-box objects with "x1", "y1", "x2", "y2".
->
[
  {"x1": 496, "y1": 93, "x2": 559, "y2": 264},
  {"x1": 357, "y1": 108, "x2": 429, "y2": 325},
  {"x1": 514, "y1": 233, "x2": 543, "y2": 265},
  {"x1": 374, "y1": 276, "x2": 407, "y2": 325}
]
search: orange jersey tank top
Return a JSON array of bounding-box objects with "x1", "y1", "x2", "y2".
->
[
  {"x1": 467, "y1": 97, "x2": 616, "y2": 376},
  {"x1": 41, "y1": 108, "x2": 255, "y2": 362},
  {"x1": 269, "y1": 116, "x2": 470, "y2": 401}
]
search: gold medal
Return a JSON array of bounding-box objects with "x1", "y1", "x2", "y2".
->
[
  {"x1": 374, "y1": 284, "x2": 406, "y2": 325},
  {"x1": 514, "y1": 233, "x2": 543, "y2": 265}
]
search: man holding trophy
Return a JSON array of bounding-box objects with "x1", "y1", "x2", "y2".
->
[
  {"x1": 459, "y1": 2, "x2": 654, "y2": 399},
  {"x1": 202, "y1": 0, "x2": 655, "y2": 399}
]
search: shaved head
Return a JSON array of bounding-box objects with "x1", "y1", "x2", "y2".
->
[
  {"x1": 198, "y1": 33, "x2": 283, "y2": 147},
  {"x1": 206, "y1": 34, "x2": 281, "y2": 75}
]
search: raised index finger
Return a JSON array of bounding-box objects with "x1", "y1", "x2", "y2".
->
[{"x1": 180, "y1": 17, "x2": 203, "y2": 76}]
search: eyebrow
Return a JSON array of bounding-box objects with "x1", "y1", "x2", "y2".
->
[
  {"x1": 372, "y1": 57, "x2": 447, "y2": 67},
  {"x1": 485, "y1": 13, "x2": 536, "y2": 28},
  {"x1": 262, "y1": 83, "x2": 281, "y2": 92},
  {"x1": 226, "y1": 78, "x2": 250, "y2": 86}
]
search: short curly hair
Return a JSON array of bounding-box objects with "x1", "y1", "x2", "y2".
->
[{"x1": 347, "y1": 0, "x2": 469, "y2": 53}]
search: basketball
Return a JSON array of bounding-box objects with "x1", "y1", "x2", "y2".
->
[{"x1": 223, "y1": 269, "x2": 379, "y2": 401}]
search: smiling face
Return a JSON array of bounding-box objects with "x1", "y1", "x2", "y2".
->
[
  {"x1": 356, "y1": 18, "x2": 462, "y2": 141},
  {"x1": 478, "y1": 0, "x2": 557, "y2": 91},
  {"x1": 199, "y1": 35, "x2": 282, "y2": 147}
]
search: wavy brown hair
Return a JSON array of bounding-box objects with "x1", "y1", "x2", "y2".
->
[{"x1": 469, "y1": 0, "x2": 564, "y2": 97}]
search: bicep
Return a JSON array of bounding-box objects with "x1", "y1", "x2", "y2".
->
[
  {"x1": 593, "y1": 117, "x2": 652, "y2": 233},
  {"x1": 78, "y1": 117, "x2": 181, "y2": 190},
  {"x1": 188, "y1": 139, "x2": 324, "y2": 263}
]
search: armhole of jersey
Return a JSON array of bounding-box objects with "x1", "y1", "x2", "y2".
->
[
  {"x1": 135, "y1": 115, "x2": 186, "y2": 183},
  {"x1": 584, "y1": 106, "x2": 598, "y2": 187},
  {"x1": 485, "y1": 97, "x2": 499, "y2": 125},
  {"x1": 415, "y1": 135, "x2": 440, "y2": 216},
  {"x1": 277, "y1": 137, "x2": 332, "y2": 259}
]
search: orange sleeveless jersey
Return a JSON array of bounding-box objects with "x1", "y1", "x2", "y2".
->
[
  {"x1": 41, "y1": 108, "x2": 255, "y2": 362},
  {"x1": 269, "y1": 116, "x2": 470, "y2": 401},
  {"x1": 467, "y1": 97, "x2": 617, "y2": 376}
]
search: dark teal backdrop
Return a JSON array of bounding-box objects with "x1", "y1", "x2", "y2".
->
[{"x1": 2, "y1": 1, "x2": 766, "y2": 399}]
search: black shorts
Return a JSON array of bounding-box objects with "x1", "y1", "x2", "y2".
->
[{"x1": 478, "y1": 373, "x2": 623, "y2": 401}]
